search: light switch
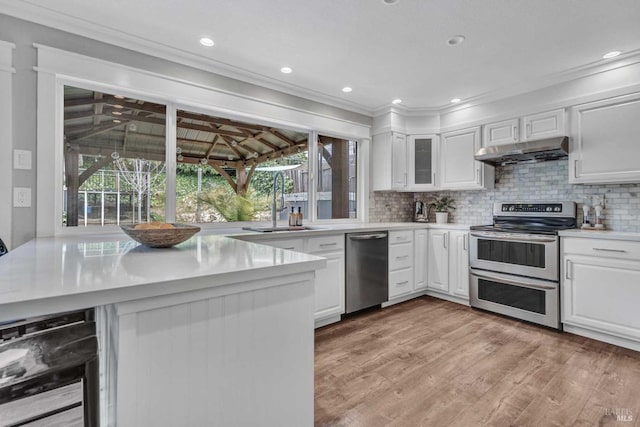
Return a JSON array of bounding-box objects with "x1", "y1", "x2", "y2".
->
[
  {"x1": 13, "y1": 187, "x2": 31, "y2": 208},
  {"x1": 14, "y1": 150, "x2": 32, "y2": 170}
]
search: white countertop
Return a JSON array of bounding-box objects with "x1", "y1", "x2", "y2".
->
[
  {"x1": 0, "y1": 221, "x2": 472, "y2": 321},
  {"x1": 0, "y1": 234, "x2": 326, "y2": 322},
  {"x1": 559, "y1": 229, "x2": 640, "y2": 242}
]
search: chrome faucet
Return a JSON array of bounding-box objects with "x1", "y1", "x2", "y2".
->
[{"x1": 272, "y1": 171, "x2": 286, "y2": 228}]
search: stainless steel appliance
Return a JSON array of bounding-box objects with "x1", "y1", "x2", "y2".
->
[
  {"x1": 414, "y1": 201, "x2": 428, "y2": 222},
  {"x1": 474, "y1": 136, "x2": 568, "y2": 166},
  {"x1": 345, "y1": 232, "x2": 389, "y2": 314},
  {"x1": 469, "y1": 201, "x2": 576, "y2": 329}
]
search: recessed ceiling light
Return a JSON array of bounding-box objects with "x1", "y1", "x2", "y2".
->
[
  {"x1": 451, "y1": 98, "x2": 461, "y2": 103},
  {"x1": 447, "y1": 35, "x2": 466, "y2": 46},
  {"x1": 342, "y1": 86, "x2": 353, "y2": 93},
  {"x1": 382, "y1": 0, "x2": 398, "y2": 4},
  {"x1": 392, "y1": 99, "x2": 402, "y2": 104},
  {"x1": 199, "y1": 37, "x2": 215, "y2": 47},
  {"x1": 603, "y1": 51, "x2": 621, "y2": 59},
  {"x1": 280, "y1": 66, "x2": 293, "y2": 74}
]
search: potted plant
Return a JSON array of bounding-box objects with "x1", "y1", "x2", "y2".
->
[{"x1": 429, "y1": 196, "x2": 456, "y2": 224}]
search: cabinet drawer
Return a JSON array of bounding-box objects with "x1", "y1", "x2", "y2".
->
[
  {"x1": 262, "y1": 238, "x2": 304, "y2": 252},
  {"x1": 563, "y1": 237, "x2": 640, "y2": 260},
  {"x1": 389, "y1": 230, "x2": 413, "y2": 245},
  {"x1": 389, "y1": 243, "x2": 413, "y2": 271},
  {"x1": 389, "y1": 268, "x2": 413, "y2": 299},
  {"x1": 307, "y1": 235, "x2": 344, "y2": 253}
]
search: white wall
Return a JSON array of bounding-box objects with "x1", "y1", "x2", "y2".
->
[{"x1": 0, "y1": 41, "x2": 13, "y2": 249}]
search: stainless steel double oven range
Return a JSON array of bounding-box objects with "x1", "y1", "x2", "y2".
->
[{"x1": 469, "y1": 202, "x2": 577, "y2": 329}]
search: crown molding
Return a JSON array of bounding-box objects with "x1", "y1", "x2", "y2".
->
[{"x1": 0, "y1": 1, "x2": 375, "y2": 116}]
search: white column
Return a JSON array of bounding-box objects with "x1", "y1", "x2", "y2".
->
[{"x1": 0, "y1": 41, "x2": 15, "y2": 249}]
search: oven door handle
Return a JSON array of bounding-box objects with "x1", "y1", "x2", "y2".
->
[
  {"x1": 469, "y1": 232, "x2": 557, "y2": 243},
  {"x1": 470, "y1": 271, "x2": 557, "y2": 291}
]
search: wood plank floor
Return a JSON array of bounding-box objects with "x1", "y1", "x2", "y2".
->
[{"x1": 315, "y1": 297, "x2": 640, "y2": 427}]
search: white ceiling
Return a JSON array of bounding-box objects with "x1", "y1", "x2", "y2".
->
[{"x1": 5, "y1": 0, "x2": 640, "y2": 114}]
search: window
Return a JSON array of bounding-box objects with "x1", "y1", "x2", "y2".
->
[
  {"x1": 317, "y1": 136, "x2": 357, "y2": 219},
  {"x1": 63, "y1": 86, "x2": 166, "y2": 227},
  {"x1": 61, "y1": 84, "x2": 358, "y2": 228}
]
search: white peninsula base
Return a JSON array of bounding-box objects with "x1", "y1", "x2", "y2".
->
[{"x1": 98, "y1": 271, "x2": 315, "y2": 427}]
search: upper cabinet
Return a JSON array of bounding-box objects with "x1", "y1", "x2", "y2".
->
[
  {"x1": 570, "y1": 93, "x2": 640, "y2": 184},
  {"x1": 408, "y1": 135, "x2": 438, "y2": 191},
  {"x1": 440, "y1": 126, "x2": 485, "y2": 189},
  {"x1": 483, "y1": 109, "x2": 565, "y2": 147},
  {"x1": 372, "y1": 132, "x2": 438, "y2": 191}
]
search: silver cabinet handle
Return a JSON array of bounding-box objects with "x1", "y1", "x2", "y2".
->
[
  {"x1": 319, "y1": 242, "x2": 337, "y2": 247},
  {"x1": 476, "y1": 168, "x2": 481, "y2": 184},
  {"x1": 432, "y1": 173, "x2": 436, "y2": 185},
  {"x1": 471, "y1": 271, "x2": 556, "y2": 291},
  {"x1": 513, "y1": 126, "x2": 518, "y2": 141},
  {"x1": 396, "y1": 255, "x2": 409, "y2": 259},
  {"x1": 526, "y1": 123, "x2": 531, "y2": 138},
  {"x1": 397, "y1": 280, "x2": 409, "y2": 285},
  {"x1": 565, "y1": 259, "x2": 572, "y2": 280},
  {"x1": 349, "y1": 233, "x2": 387, "y2": 240},
  {"x1": 574, "y1": 159, "x2": 579, "y2": 178},
  {"x1": 283, "y1": 247, "x2": 295, "y2": 250},
  {"x1": 593, "y1": 248, "x2": 626, "y2": 253},
  {"x1": 463, "y1": 234, "x2": 467, "y2": 251},
  {"x1": 443, "y1": 233, "x2": 448, "y2": 249}
]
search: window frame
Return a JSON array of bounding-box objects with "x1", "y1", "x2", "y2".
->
[{"x1": 37, "y1": 45, "x2": 370, "y2": 236}]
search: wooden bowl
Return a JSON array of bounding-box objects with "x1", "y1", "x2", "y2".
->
[{"x1": 120, "y1": 223, "x2": 201, "y2": 248}]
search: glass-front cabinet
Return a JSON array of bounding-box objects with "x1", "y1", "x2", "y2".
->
[{"x1": 407, "y1": 135, "x2": 438, "y2": 191}]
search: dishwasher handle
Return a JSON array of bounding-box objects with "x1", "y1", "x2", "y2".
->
[{"x1": 348, "y1": 233, "x2": 388, "y2": 240}]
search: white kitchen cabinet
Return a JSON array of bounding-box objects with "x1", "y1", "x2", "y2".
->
[
  {"x1": 562, "y1": 236, "x2": 640, "y2": 351},
  {"x1": 483, "y1": 109, "x2": 565, "y2": 147},
  {"x1": 427, "y1": 229, "x2": 449, "y2": 293},
  {"x1": 450, "y1": 231, "x2": 469, "y2": 298},
  {"x1": 440, "y1": 126, "x2": 491, "y2": 190},
  {"x1": 569, "y1": 93, "x2": 640, "y2": 184},
  {"x1": 523, "y1": 109, "x2": 565, "y2": 140},
  {"x1": 253, "y1": 235, "x2": 344, "y2": 327},
  {"x1": 388, "y1": 230, "x2": 414, "y2": 299},
  {"x1": 372, "y1": 131, "x2": 408, "y2": 191},
  {"x1": 483, "y1": 118, "x2": 520, "y2": 146},
  {"x1": 413, "y1": 229, "x2": 428, "y2": 291},
  {"x1": 428, "y1": 229, "x2": 470, "y2": 304},
  {"x1": 407, "y1": 135, "x2": 438, "y2": 191}
]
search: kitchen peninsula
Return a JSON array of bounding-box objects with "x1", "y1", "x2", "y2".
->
[{"x1": 0, "y1": 233, "x2": 326, "y2": 426}]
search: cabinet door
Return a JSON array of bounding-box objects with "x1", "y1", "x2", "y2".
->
[
  {"x1": 523, "y1": 109, "x2": 565, "y2": 141},
  {"x1": 570, "y1": 93, "x2": 640, "y2": 184},
  {"x1": 407, "y1": 135, "x2": 437, "y2": 190},
  {"x1": 563, "y1": 255, "x2": 640, "y2": 340},
  {"x1": 391, "y1": 133, "x2": 408, "y2": 189},
  {"x1": 440, "y1": 127, "x2": 482, "y2": 189},
  {"x1": 313, "y1": 251, "x2": 345, "y2": 320},
  {"x1": 413, "y1": 229, "x2": 428, "y2": 291},
  {"x1": 428, "y1": 230, "x2": 449, "y2": 292},
  {"x1": 483, "y1": 118, "x2": 519, "y2": 146},
  {"x1": 450, "y1": 231, "x2": 469, "y2": 298}
]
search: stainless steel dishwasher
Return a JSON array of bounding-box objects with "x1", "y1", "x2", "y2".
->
[{"x1": 345, "y1": 231, "x2": 389, "y2": 314}]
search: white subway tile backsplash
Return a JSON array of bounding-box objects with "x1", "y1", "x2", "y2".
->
[{"x1": 369, "y1": 159, "x2": 640, "y2": 231}]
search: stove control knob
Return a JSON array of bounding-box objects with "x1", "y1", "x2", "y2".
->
[
  {"x1": 509, "y1": 206, "x2": 515, "y2": 212},
  {"x1": 546, "y1": 206, "x2": 552, "y2": 212}
]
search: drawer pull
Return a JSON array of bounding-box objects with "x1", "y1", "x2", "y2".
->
[
  {"x1": 396, "y1": 255, "x2": 409, "y2": 260},
  {"x1": 565, "y1": 259, "x2": 571, "y2": 280},
  {"x1": 593, "y1": 248, "x2": 627, "y2": 253},
  {"x1": 396, "y1": 280, "x2": 409, "y2": 285},
  {"x1": 283, "y1": 247, "x2": 295, "y2": 250},
  {"x1": 319, "y1": 243, "x2": 338, "y2": 247}
]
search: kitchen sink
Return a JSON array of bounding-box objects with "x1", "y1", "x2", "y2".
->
[{"x1": 242, "y1": 226, "x2": 324, "y2": 233}]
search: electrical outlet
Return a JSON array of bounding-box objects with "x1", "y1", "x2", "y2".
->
[{"x1": 13, "y1": 187, "x2": 31, "y2": 208}]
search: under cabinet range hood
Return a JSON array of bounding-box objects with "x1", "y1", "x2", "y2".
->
[{"x1": 474, "y1": 136, "x2": 569, "y2": 166}]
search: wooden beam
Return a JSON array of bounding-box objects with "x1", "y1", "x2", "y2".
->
[
  {"x1": 66, "y1": 121, "x2": 129, "y2": 142},
  {"x1": 176, "y1": 111, "x2": 271, "y2": 132},
  {"x1": 78, "y1": 156, "x2": 113, "y2": 186},
  {"x1": 270, "y1": 129, "x2": 296, "y2": 146},
  {"x1": 210, "y1": 164, "x2": 237, "y2": 193}
]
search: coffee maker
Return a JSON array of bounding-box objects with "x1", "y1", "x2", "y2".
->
[{"x1": 414, "y1": 201, "x2": 428, "y2": 222}]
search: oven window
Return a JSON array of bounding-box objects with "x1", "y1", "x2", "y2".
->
[
  {"x1": 477, "y1": 239, "x2": 545, "y2": 268},
  {"x1": 478, "y1": 279, "x2": 546, "y2": 314}
]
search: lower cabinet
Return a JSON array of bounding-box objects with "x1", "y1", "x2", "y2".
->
[
  {"x1": 427, "y1": 229, "x2": 469, "y2": 304},
  {"x1": 256, "y1": 234, "x2": 344, "y2": 327},
  {"x1": 562, "y1": 237, "x2": 640, "y2": 350}
]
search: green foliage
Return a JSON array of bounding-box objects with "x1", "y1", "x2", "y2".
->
[
  {"x1": 429, "y1": 196, "x2": 456, "y2": 213},
  {"x1": 200, "y1": 186, "x2": 269, "y2": 222}
]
